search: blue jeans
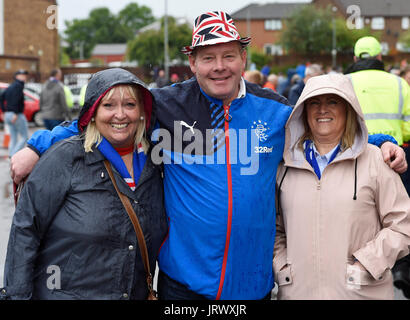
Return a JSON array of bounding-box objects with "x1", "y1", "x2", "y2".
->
[{"x1": 4, "y1": 112, "x2": 28, "y2": 157}]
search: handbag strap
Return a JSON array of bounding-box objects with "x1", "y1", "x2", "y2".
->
[{"x1": 103, "y1": 160, "x2": 154, "y2": 295}]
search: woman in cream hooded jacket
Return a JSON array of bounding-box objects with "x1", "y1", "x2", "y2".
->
[{"x1": 273, "y1": 73, "x2": 410, "y2": 300}]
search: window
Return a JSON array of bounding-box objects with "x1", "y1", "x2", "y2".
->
[
  {"x1": 264, "y1": 44, "x2": 283, "y2": 56},
  {"x1": 402, "y1": 17, "x2": 410, "y2": 30},
  {"x1": 371, "y1": 17, "x2": 384, "y2": 30},
  {"x1": 264, "y1": 19, "x2": 282, "y2": 30},
  {"x1": 396, "y1": 42, "x2": 410, "y2": 53},
  {"x1": 380, "y1": 42, "x2": 389, "y2": 55},
  {"x1": 355, "y1": 17, "x2": 364, "y2": 29}
]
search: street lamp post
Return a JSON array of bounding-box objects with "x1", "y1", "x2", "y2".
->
[
  {"x1": 246, "y1": 9, "x2": 251, "y2": 69},
  {"x1": 164, "y1": 0, "x2": 170, "y2": 82},
  {"x1": 331, "y1": 6, "x2": 337, "y2": 69}
]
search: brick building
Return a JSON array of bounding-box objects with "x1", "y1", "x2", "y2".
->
[
  {"x1": 0, "y1": 0, "x2": 58, "y2": 82},
  {"x1": 232, "y1": 2, "x2": 305, "y2": 56},
  {"x1": 91, "y1": 44, "x2": 127, "y2": 66},
  {"x1": 313, "y1": 0, "x2": 410, "y2": 56},
  {"x1": 231, "y1": 0, "x2": 410, "y2": 62}
]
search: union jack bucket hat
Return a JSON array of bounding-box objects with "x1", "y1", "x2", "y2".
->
[{"x1": 182, "y1": 11, "x2": 251, "y2": 55}]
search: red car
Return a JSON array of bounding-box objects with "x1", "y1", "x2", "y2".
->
[{"x1": 0, "y1": 82, "x2": 41, "y2": 126}]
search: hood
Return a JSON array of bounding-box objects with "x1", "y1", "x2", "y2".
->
[
  {"x1": 283, "y1": 73, "x2": 368, "y2": 167},
  {"x1": 78, "y1": 68, "x2": 154, "y2": 133},
  {"x1": 45, "y1": 79, "x2": 60, "y2": 90}
]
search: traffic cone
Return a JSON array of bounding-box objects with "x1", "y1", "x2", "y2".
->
[{"x1": 2, "y1": 123, "x2": 10, "y2": 148}]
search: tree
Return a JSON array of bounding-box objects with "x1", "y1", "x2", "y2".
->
[
  {"x1": 280, "y1": 5, "x2": 332, "y2": 56},
  {"x1": 117, "y1": 3, "x2": 155, "y2": 39},
  {"x1": 127, "y1": 17, "x2": 191, "y2": 67},
  {"x1": 248, "y1": 48, "x2": 271, "y2": 70},
  {"x1": 63, "y1": 5, "x2": 155, "y2": 60},
  {"x1": 64, "y1": 18, "x2": 95, "y2": 59},
  {"x1": 279, "y1": 5, "x2": 375, "y2": 56},
  {"x1": 333, "y1": 19, "x2": 379, "y2": 54},
  {"x1": 399, "y1": 31, "x2": 410, "y2": 51}
]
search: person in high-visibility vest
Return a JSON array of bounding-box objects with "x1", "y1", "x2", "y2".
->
[
  {"x1": 63, "y1": 85, "x2": 73, "y2": 109},
  {"x1": 79, "y1": 83, "x2": 87, "y2": 108},
  {"x1": 346, "y1": 36, "x2": 410, "y2": 299},
  {"x1": 345, "y1": 36, "x2": 410, "y2": 147}
]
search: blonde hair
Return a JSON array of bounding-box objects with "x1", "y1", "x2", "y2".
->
[
  {"x1": 298, "y1": 99, "x2": 358, "y2": 151},
  {"x1": 244, "y1": 70, "x2": 263, "y2": 85},
  {"x1": 83, "y1": 85, "x2": 149, "y2": 153}
]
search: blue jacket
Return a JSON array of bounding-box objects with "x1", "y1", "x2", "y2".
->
[
  {"x1": 288, "y1": 80, "x2": 305, "y2": 106},
  {"x1": 25, "y1": 77, "x2": 396, "y2": 300},
  {"x1": 152, "y1": 78, "x2": 292, "y2": 299}
]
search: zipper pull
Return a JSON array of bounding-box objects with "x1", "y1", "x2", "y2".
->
[{"x1": 224, "y1": 105, "x2": 232, "y2": 122}]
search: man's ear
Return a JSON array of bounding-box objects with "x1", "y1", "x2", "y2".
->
[
  {"x1": 353, "y1": 56, "x2": 358, "y2": 63},
  {"x1": 241, "y1": 49, "x2": 247, "y2": 71},
  {"x1": 188, "y1": 55, "x2": 196, "y2": 74}
]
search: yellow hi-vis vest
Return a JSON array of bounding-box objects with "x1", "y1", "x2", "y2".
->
[
  {"x1": 63, "y1": 85, "x2": 74, "y2": 109},
  {"x1": 348, "y1": 69, "x2": 410, "y2": 145}
]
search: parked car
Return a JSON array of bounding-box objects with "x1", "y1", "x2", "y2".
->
[
  {"x1": 24, "y1": 82, "x2": 42, "y2": 96},
  {"x1": 0, "y1": 82, "x2": 42, "y2": 126}
]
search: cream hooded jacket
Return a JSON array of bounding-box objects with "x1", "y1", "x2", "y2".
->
[{"x1": 273, "y1": 74, "x2": 410, "y2": 300}]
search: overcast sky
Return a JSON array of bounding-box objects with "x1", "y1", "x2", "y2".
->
[{"x1": 57, "y1": 0, "x2": 310, "y2": 30}]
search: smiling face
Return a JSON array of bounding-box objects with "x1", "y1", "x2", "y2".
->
[
  {"x1": 305, "y1": 94, "x2": 347, "y2": 146},
  {"x1": 94, "y1": 85, "x2": 143, "y2": 149},
  {"x1": 188, "y1": 41, "x2": 247, "y2": 106}
]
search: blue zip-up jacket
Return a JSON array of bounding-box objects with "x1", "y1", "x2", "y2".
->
[
  {"x1": 152, "y1": 78, "x2": 291, "y2": 299},
  {"x1": 27, "y1": 77, "x2": 396, "y2": 300}
]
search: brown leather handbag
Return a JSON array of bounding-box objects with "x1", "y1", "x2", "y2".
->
[{"x1": 104, "y1": 160, "x2": 158, "y2": 300}]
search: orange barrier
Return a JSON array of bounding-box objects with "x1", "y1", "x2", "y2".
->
[{"x1": 2, "y1": 124, "x2": 10, "y2": 148}]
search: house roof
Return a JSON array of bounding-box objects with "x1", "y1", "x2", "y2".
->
[
  {"x1": 91, "y1": 44, "x2": 127, "y2": 56},
  {"x1": 231, "y1": 2, "x2": 308, "y2": 20},
  {"x1": 336, "y1": 0, "x2": 410, "y2": 17},
  {"x1": 231, "y1": 0, "x2": 410, "y2": 20}
]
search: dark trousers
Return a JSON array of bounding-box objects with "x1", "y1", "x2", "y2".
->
[
  {"x1": 400, "y1": 144, "x2": 410, "y2": 196},
  {"x1": 393, "y1": 144, "x2": 410, "y2": 294},
  {"x1": 158, "y1": 271, "x2": 208, "y2": 300},
  {"x1": 158, "y1": 270, "x2": 271, "y2": 300},
  {"x1": 43, "y1": 119, "x2": 64, "y2": 131}
]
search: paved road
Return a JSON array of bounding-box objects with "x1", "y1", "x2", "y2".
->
[
  {"x1": 0, "y1": 125, "x2": 407, "y2": 299},
  {"x1": 0, "y1": 152, "x2": 13, "y2": 289}
]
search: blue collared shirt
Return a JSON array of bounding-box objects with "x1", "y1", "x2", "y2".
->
[{"x1": 311, "y1": 143, "x2": 340, "y2": 176}]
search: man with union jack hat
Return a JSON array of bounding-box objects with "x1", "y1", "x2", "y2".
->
[{"x1": 181, "y1": 11, "x2": 250, "y2": 55}]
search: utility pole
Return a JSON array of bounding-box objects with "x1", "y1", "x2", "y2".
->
[
  {"x1": 331, "y1": 6, "x2": 337, "y2": 69},
  {"x1": 246, "y1": 8, "x2": 251, "y2": 69},
  {"x1": 164, "y1": 0, "x2": 170, "y2": 82}
]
